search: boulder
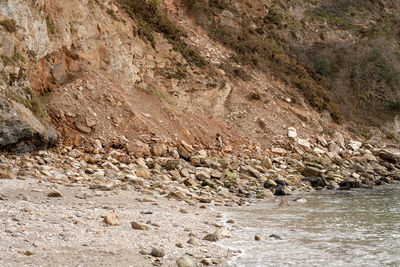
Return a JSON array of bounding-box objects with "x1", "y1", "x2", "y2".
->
[
  {"x1": 0, "y1": 97, "x2": 57, "y2": 153},
  {"x1": 274, "y1": 185, "x2": 288, "y2": 196},
  {"x1": 239, "y1": 165, "x2": 261, "y2": 178},
  {"x1": 338, "y1": 180, "x2": 360, "y2": 189},
  {"x1": 303, "y1": 177, "x2": 327, "y2": 188},
  {"x1": 374, "y1": 149, "x2": 400, "y2": 164}
]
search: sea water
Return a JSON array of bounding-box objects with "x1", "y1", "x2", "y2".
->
[{"x1": 219, "y1": 184, "x2": 400, "y2": 266}]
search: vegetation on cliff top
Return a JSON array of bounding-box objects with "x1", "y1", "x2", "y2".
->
[
  {"x1": 117, "y1": 0, "x2": 207, "y2": 68},
  {"x1": 183, "y1": 0, "x2": 400, "y2": 125}
]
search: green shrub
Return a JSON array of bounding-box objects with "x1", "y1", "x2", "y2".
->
[
  {"x1": 117, "y1": 0, "x2": 207, "y2": 67},
  {"x1": 311, "y1": 56, "x2": 331, "y2": 77},
  {"x1": 46, "y1": 17, "x2": 55, "y2": 34}
]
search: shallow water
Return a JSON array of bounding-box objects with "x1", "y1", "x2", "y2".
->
[{"x1": 219, "y1": 184, "x2": 400, "y2": 266}]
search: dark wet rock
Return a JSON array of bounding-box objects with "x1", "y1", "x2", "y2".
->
[
  {"x1": 375, "y1": 177, "x2": 389, "y2": 186},
  {"x1": 274, "y1": 179, "x2": 287, "y2": 186},
  {"x1": 302, "y1": 177, "x2": 327, "y2": 188},
  {"x1": 380, "y1": 176, "x2": 390, "y2": 184},
  {"x1": 274, "y1": 185, "x2": 288, "y2": 196},
  {"x1": 338, "y1": 180, "x2": 360, "y2": 190},
  {"x1": 263, "y1": 179, "x2": 277, "y2": 189}
]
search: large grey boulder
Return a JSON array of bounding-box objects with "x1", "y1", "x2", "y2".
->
[
  {"x1": 374, "y1": 148, "x2": 400, "y2": 164},
  {"x1": 0, "y1": 97, "x2": 57, "y2": 153}
]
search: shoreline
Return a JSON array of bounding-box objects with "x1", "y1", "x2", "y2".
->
[{"x1": 1, "y1": 137, "x2": 400, "y2": 266}]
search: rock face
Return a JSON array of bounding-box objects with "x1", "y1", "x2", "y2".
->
[{"x1": 0, "y1": 97, "x2": 57, "y2": 153}]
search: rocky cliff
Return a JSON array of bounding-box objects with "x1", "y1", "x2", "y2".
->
[{"x1": 1, "y1": 0, "x2": 399, "y2": 153}]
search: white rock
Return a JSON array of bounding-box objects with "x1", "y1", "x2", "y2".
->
[
  {"x1": 316, "y1": 135, "x2": 328, "y2": 147},
  {"x1": 348, "y1": 140, "x2": 362, "y2": 151},
  {"x1": 297, "y1": 138, "x2": 311, "y2": 149},
  {"x1": 271, "y1": 147, "x2": 287, "y2": 155},
  {"x1": 288, "y1": 127, "x2": 297, "y2": 139},
  {"x1": 333, "y1": 131, "x2": 345, "y2": 148},
  {"x1": 352, "y1": 173, "x2": 361, "y2": 179},
  {"x1": 313, "y1": 147, "x2": 325, "y2": 154}
]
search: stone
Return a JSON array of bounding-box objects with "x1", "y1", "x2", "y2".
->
[
  {"x1": 239, "y1": 165, "x2": 261, "y2": 178},
  {"x1": 204, "y1": 158, "x2": 221, "y2": 169},
  {"x1": 313, "y1": 147, "x2": 325, "y2": 154},
  {"x1": 187, "y1": 238, "x2": 200, "y2": 246},
  {"x1": 201, "y1": 259, "x2": 213, "y2": 266},
  {"x1": 151, "y1": 247, "x2": 165, "y2": 257},
  {"x1": 0, "y1": 97, "x2": 58, "y2": 153},
  {"x1": 179, "y1": 208, "x2": 188, "y2": 214},
  {"x1": 274, "y1": 185, "x2": 287, "y2": 196},
  {"x1": 104, "y1": 212, "x2": 120, "y2": 226},
  {"x1": 263, "y1": 179, "x2": 277, "y2": 189},
  {"x1": 177, "y1": 144, "x2": 191, "y2": 160},
  {"x1": 135, "y1": 166, "x2": 150, "y2": 178},
  {"x1": 348, "y1": 140, "x2": 362, "y2": 151},
  {"x1": 75, "y1": 122, "x2": 91, "y2": 133},
  {"x1": 176, "y1": 256, "x2": 194, "y2": 267},
  {"x1": 333, "y1": 132, "x2": 345, "y2": 148},
  {"x1": 288, "y1": 127, "x2": 297, "y2": 138},
  {"x1": 126, "y1": 140, "x2": 150, "y2": 157},
  {"x1": 262, "y1": 157, "x2": 273, "y2": 169},
  {"x1": 338, "y1": 180, "x2": 360, "y2": 189},
  {"x1": 168, "y1": 191, "x2": 186, "y2": 200},
  {"x1": 374, "y1": 149, "x2": 400, "y2": 164},
  {"x1": 301, "y1": 166, "x2": 322, "y2": 177},
  {"x1": 203, "y1": 233, "x2": 219, "y2": 242},
  {"x1": 196, "y1": 169, "x2": 211, "y2": 180},
  {"x1": 316, "y1": 135, "x2": 328, "y2": 147},
  {"x1": 215, "y1": 228, "x2": 233, "y2": 238},
  {"x1": 304, "y1": 177, "x2": 327, "y2": 188},
  {"x1": 47, "y1": 190, "x2": 62, "y2": 197},
  {"x1": 262, "y1": 189, "x2": 274, "y2": 198},
  {"x1": 297, "y1": 138, "x2": 311, "y2": 149},
  {"x1": 210, "y1": 170, "x2": 222, "y2": 179},
  {"x1": 255, "y1": 235, "x2": 261, "y2": 241},
  {"x1": 271, "y1": 147, "x2": 287, "y2": 155},
  {"x1": 150, "y1": 144, "x2": 167, "y2": 157},
  {"x1": 164, "y1": 159, "x2": 179, "y2": 171},
  {"x1": 328, "y1": 142, "x2": 341, "y2": 154},
  {"x1": 131, "y1": 221, "x2": 149, "y2": 230}
]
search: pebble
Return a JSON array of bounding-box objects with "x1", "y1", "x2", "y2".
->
[
  {"x1": 47, "y1": 190, "x2": 62, "y2": 197},
  {"x1": 103, "y1": 212, "x2": 120, "y2": 226},
  {"x1": 151, "y1": 247, "x2": 165, "y2": 258},
  {"x1": 131, "y1": 221, "x2": 149, "y2": 230},
  {"x1": 176, "y1": 256, "x2": 194, "y2": 267},
  {"x1": 187, "y1": 238, "x2": 200, "y2": 246}
]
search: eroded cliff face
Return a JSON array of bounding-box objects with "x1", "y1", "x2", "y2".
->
[{"x1": 0, "y1": 0, "x2": 399, "y2": 154}]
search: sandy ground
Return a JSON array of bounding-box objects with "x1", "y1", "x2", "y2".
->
[{"x1": 0, "y1": 179, "x2": 233, "y2": 267}]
